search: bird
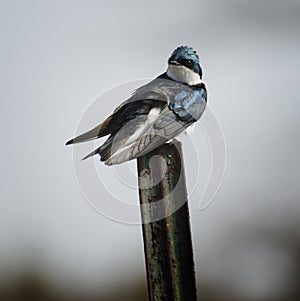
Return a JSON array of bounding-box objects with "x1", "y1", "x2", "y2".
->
[{"x1": 66, "y1": 46, "x2": 207, "y2": 165}]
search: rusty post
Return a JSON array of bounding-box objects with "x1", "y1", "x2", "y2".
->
[{"x1": 137, "y1": 141, "x2": 196, "y2": 301}]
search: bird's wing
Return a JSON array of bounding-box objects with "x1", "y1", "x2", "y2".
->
[
  {"x1": 65, "y1": 78, "x2": 175, "y2": 145},
  {"x1": 105, "y1": 106, "x2": 187, "y2": 165},
  {"x1": 169, "y1": 85, "x2": 207, "y2": 122},
  {"x1": 80, "y1": 99, "x2": 167, "y2": 161},
  {"x1": 65, "y1": 116, "x2": 114, "y2": 145},
  {"x1": 65, "y1": 98, "x2": 166, "y2": 146},
  {"x1": 105, "y1": 84, "x2": 207, "y2": 165}
]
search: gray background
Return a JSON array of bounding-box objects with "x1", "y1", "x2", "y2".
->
[{"x1": 0, "y1": 0, "x2": 299, "y2": 300}]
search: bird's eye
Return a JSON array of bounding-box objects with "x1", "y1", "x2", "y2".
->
[
  {"x1": 185, "y1": 59, "x2": 193, "y2": 67},
  {"x1": 180, "y1": 59, "x2": 193, "y2": 68}
]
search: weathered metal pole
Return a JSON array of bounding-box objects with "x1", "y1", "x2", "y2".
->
[{"x1": 137, "y1": 141, "x2": 196, "y2": 301}]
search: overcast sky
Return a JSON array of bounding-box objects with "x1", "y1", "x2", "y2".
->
[{"x1": 0, "y1": 0, "x2": 299, "y2": 299}]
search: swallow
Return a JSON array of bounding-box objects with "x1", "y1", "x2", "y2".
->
[{"x1": 66, "y1": 46, "x2": 207, "y2": 165}]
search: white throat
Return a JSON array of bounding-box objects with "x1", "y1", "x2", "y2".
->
[{"x1": 167, "y1": 64, "x2": 202, "y2": 85}]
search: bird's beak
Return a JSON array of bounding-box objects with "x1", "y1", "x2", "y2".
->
[{"x1": 170, "y1": 60, "x2": 180, "y2": 66}]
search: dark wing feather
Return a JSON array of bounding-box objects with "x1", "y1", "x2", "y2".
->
[
  {"x1": 66, "y1": 77, "x2": 183, "y2": 145},
  {"x1": 65, "y1": 116, "x2": 114, "y2": 145},
  {"x1": 105, "y1": 106, "x2": 188, "y2": 165},
  {"x1": 65, "y1": 98, "x2": 166, "y2": 145},
  {"x1": 78, "y1": 99, "x2": 167, "y2": 160}
]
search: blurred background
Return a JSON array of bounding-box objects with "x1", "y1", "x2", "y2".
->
[{"x1": 0, "y1": 0, "x2": 299, "y2": 300}]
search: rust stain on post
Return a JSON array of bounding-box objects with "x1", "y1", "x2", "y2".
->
[{"x1": 137, "y1": 141, "x2": 197, "y2": 301}]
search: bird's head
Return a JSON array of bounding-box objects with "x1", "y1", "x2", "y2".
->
[{"x1": 167, "y1": 46, "x2": 203, "y2": 85}]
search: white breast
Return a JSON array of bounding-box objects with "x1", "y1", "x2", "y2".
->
[{"x1": 167, "y1": 64, "x2": 202, "y2": 85}]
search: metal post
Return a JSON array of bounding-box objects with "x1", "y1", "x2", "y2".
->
[{"x1": 137, "y1": 141, "x2": 196, "y2": 301}]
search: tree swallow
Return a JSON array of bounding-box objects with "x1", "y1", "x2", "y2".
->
[{"x1": 66, "y1": 46, "x2": 207, "y2": 165}]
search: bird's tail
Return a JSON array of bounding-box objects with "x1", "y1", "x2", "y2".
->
[
  {"x1": 81, "y1": 146, "x2": 102, "y2": 161},
  {"x1": 81, "y1": 137, "x2": 114, "y2": 161}
]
